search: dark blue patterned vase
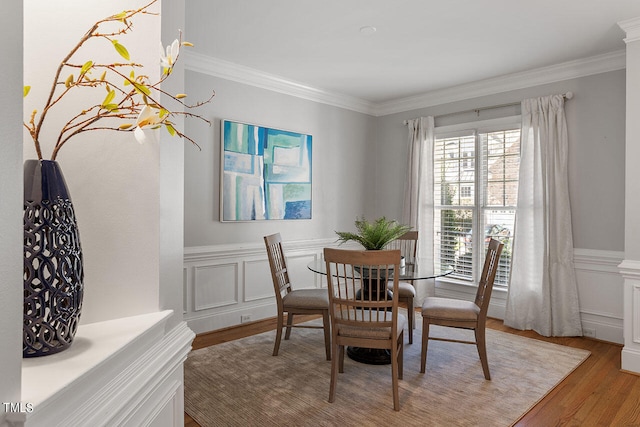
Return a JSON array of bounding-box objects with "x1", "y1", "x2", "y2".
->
[{"x1": 23, "y1": 160, "x2": 84, "y2": 357}]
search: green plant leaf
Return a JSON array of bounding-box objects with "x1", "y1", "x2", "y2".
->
[
  {"x1": 165, "y1": 123, "x2": 176, "y2": 136},
  {"x1": 336, "y1": 216, "x2": 411, "y2": 250},
  {"x1": 112, "y1": 40, "x2": 130, "y2": 61},
  {"x1": 102, "y1": 89, "x2": 116, "y2": 107},
  {"x1": 80, "y1": 60, "x2": 93, "y2": 75},
  {"x1": 23, "y1": 86, "x2": 31, "y2": 97},
  {"x1": 64, "y1": 74, "x2": 74, "y2": 88},
  {"x1": 133, "y1": 82, "x2": 151, "y2": 96},
  {"x1": 103, "y1": 103, "x2": 119, "y2": 112}
]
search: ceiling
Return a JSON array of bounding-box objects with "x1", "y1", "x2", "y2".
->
[{"x1": 185, "y1": 0, "x2": 640, "y2": 105}]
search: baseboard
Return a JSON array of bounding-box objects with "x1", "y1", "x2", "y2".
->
[{"x1": 622, "y1": 347, "x2": 640, "y2": 374}]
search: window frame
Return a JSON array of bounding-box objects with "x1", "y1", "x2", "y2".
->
[{"x1": 433, "y1": 116, "x2": 521, "y2": 289}]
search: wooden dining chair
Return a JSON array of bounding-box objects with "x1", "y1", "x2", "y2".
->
[
  {"x1": 264, "y1": 233, "x2": 331, "y2": 360},
  {"x1": 420, "y1": 238, "x2": 504, "y2": 379},
  {"x1": 386, "y1": 230, "x2": 418, "y2": 343},
  {"x1": 324, "y1": 248, "x2": 405, "y2": 411}
]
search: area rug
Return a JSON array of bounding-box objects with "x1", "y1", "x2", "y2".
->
[{"x1": 184, "y1": 315, "x2": 590, "y2": 426}]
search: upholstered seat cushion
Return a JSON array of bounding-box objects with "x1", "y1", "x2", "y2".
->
[
  {"x1": 387, "y1": 280, "x2": 416, "y2": 297},
  {"x1": 336, "y1": 313, "x2": 407, "y2": 339},
  {"x1": 282, "y1": 288, "x2": 329, "y2": 309},
  {"x1": 421, "y1": 297, "x2": 479, "y2": 321}
]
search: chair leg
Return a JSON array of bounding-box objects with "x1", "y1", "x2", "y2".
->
[
  {"x1": 391, "y1": 337, "x2": 400, "y2": 411},
  {"x1": 398, "y1": 331, "x2": 404, "y2": 380},
  {"x1": 322, "y1": 311, "x2": 331, "y2": 361},
  {"x1": 475, "y1": 327, "x2": 491, "y2": 380},
  {"x1": 284, "y1": 313, "x2": 294, "y2": 340},
  {"x1": 407, "y1": 296, "x2": 414, "y2": 344},
  {"x1": 338, "y1": 344, "x2": 345, "y2": 373},
  {"x1": 328, "y1": 342, "x2": 339, "y2": 403},
  {"x1": 420, "y1": 318, "x2": 430, "y2": 373},
  {"x1": 273, "y1": 312, "x2": 284, "y2": 356}
]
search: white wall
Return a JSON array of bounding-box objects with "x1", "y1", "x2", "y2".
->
[
  {"x1": 619, "y1": 18, "x2": 640, "y2": 374},
  {"x1": 183, "y1": 71, "x2": 378, "y2": 248},
  {"x1": 0, "y1": 1, "x2": 24, "y2": 424},
  {"x1": 23, "y1": 0, "x2": 162, "y2": 324},
  {"x1": 160, "y1": 0, "x2": 188, "y2": 331}
]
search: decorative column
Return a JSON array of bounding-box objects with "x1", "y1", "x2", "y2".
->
[{"x1": 618, "y1": 17, "x2": 640, "y2": 374}]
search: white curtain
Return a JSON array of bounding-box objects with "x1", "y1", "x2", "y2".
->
[
  {"x1": 402, "y1": 116, "x2": 435, "y2": 302},
  {"x1": 505, "y1": 94, "x2": 582, "y2": 337}
]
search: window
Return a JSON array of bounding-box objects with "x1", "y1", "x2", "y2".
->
[{"x1": 433, "y1": 120, "x2": 520, "y2": 287}]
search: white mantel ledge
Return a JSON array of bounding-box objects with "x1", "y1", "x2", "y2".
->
[{"x1": 21, "y1": 310, "x2": 195, "y2": 427}]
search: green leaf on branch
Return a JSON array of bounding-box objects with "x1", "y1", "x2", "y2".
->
[
  {"x1": 165, "y1": 123, "x2": 176, "y2": 136},
  {"x1": 102, "y1": 89, "x2": 116, "y2": 107},
  {"x1": 133, "y1": 82, "x2": 151, "y2": 96},
  {"x1": 23, "y1": 86, "x2": 31, "y2": 97},
  {"x1": 80, "y1": 60, "x2": 93, "y2": 75},
  {"x1": 103, "y1": 104, "x2": 119, "y2": 112},
  {"x1": 112, "y1": 40, "x2": 130, "y2": 61},
  {"x1": 65, "y1": 74, "x2": 74, "y2": 88}
]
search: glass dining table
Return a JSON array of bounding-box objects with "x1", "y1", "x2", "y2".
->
[
  {"x1": 307, "y1": 259, "x2": 454, "y2": 364},
  {"x1": 307, "y1": 259, "x2": 453, "y2": 283}
]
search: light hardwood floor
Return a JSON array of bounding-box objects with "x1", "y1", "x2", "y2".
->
[{"x1": 185, "y1": 313, "x2": 640, "y2": 426}]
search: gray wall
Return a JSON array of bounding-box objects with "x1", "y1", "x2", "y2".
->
[
  {"x1": 184, "y1": 69, "x2": 625, "y2": 253},
  {"x1": 374, "y1": 70, "x2": 626, "y2": 252},
  {"x1": 184, "y1": 71, "x2": 378, "y2": 247}
]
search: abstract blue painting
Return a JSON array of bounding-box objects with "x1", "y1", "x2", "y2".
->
[{"x1": 221, "y1": 120, "x2": 312, "y2": 221}]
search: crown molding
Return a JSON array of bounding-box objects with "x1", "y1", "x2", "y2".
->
[
  {"x1": 183, "y1": 51, "x2": 376, "y2": 115},
  {"x1": 374, "y1": 50, "x2": 626, "y2": 116},
  {"x1": 185, "y1": 49, "x2": 626, "y2": 118},
  {"x1": 619, "y1": 17, "x2": 640, "y2": 43}
]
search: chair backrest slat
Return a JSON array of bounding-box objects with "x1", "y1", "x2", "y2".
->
[
  {"x1": 474, "y1": 238, "x2": 504, "y2": 315},
  {"x1": 324, "y1": 248, "x2": 401, "y2": 329},
  {"x1": 386, "y1": 231, "x2": 418, "y2": 265},
  {"x1": 264, "y1": 233, "x2": 292, "y2": 300}
]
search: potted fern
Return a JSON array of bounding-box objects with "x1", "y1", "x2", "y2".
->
[{"x1": 335, "y1": 216, "x2": 411, "y2": 250}]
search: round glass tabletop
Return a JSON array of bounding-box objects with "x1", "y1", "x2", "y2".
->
[{"x1": 306, "y1": 259, "x2": 453, "y2": 281}]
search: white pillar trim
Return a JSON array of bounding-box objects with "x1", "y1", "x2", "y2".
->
[{"x1": 619, "y1": 17, "x2": 640, "y2": 43}]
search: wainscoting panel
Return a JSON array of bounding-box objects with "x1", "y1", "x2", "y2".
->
[
  {"x1": 184, "y1": 243, "x2": 623, "y2": 344},
  {"x1": 284, "y1": 253, "x2": 321, "y2": 289},
  {"x1": 574, "y1": 249, "x2": 624, "y2": 344},
  {"x1": 193, "y1": 263, "x2": 238, "y2": 312},
  {"x1": 184, "y1": 238, "x2": 340, "y2": 334},
  {"x1": 243, "y1": 258, "x2": 273, "y2": 302}
]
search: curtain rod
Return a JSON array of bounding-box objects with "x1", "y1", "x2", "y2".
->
[{"x1": 403, "y1": 91, "x2": 574, "y2": 125}]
